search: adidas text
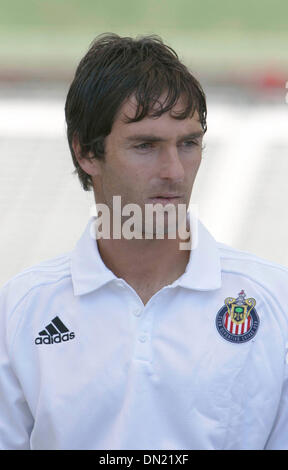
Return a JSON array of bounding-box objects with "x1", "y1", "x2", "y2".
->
[{"x1": 35, "y1": 332, "x2": 75, "y2": 345}]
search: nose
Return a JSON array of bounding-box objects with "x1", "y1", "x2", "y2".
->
[{"x1": 157, "y1": 146, "x2": 185, "y2": 182}]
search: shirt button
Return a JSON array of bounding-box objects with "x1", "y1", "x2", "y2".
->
[
  {"x1": 139, "y1": 334, "x2": 147, "y2": 343},
  {"x1": 133, "y1": 307, "x2": 142, "y2": 317}
]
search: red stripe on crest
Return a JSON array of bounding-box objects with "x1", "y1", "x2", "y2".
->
[{"x1": 247, "y1": 316, "x2": 251, "y2": 331}]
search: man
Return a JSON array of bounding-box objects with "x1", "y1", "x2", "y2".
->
[{"x1": 0, "y1": 33, "x2": 288, "y2": 450}]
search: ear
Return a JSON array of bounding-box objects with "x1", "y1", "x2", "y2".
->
[{"x1": 72, "y1": 133, "x2": 103, "y2": 177}]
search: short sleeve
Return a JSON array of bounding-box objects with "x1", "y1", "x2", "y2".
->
[
  {"x1": 0, "y1": 284, "x2": 34, "y2": 449},
  {"x1": 265, "y1": 352, "x2": 288, "y2": 449}
]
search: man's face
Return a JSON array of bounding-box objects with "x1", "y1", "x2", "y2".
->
[{"x1": 91, "y1": 93, "x2": 204, "y2": 234}]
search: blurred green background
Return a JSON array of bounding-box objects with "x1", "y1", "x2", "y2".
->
[{"x1": 1, "y1": 0, "x2": 288, "y2": 85}]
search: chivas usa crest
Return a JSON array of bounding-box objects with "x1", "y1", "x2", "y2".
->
[{"x1": 216, "y1": 290, "x2": 260, "y2": 343}]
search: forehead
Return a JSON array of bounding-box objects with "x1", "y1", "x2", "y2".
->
[{"x1": 111, "y1": 93, "x2": 203, "y2": 138}]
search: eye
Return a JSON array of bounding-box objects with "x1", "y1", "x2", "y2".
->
[
  {"x1": 134, "y1": 142, "x2": 154, "y2": 150},
  {"x1": 181, "y1": 140, "x2": 206, "y2": 151},
  {"x1": 182, "y1": 140, "x2": 198, "y2": 147}
]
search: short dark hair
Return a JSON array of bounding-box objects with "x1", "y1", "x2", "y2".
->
[{"x1": 65, "y1": 32, "x2": 207, "y2": 191}]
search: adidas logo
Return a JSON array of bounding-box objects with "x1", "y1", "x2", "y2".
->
[{"x1": 35, "y1": 316, "x2": 75, "y2": 345}]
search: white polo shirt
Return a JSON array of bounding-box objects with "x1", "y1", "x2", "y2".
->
[{"x1": 0, "y1": 216, "x2": 288, "y2": 450}]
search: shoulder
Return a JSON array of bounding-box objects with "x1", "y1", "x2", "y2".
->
[
  {"x1": 0, "y1": 252, "x2": 72, "y2": 316},
  {"x1": 217, "y1": 241, "x2": 288, "y2": 312},
  {"x1": 217, "y1": 241, "x2": 288, "y2": 279}
]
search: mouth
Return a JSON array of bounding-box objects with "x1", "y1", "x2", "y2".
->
[{"x1": 148, "y1": 195, "x2": 183, "y2": 205}]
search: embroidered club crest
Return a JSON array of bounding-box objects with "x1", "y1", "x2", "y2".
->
[{"x1": 216, "y1": 290, "x2": 260, "y2": 343}]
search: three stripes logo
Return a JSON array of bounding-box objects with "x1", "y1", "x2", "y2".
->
[{"x1": 35, "y1": 316, "x2": 75, "y2": 345}]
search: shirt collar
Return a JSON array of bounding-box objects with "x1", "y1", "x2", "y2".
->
[
  {"x1": 172, "y1": 215, "x2": 222, "y2": 291},
  {"x1": 70, "y1": 215, "x2": 222, "y2": 296}
]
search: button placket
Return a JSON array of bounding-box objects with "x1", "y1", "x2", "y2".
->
[{"x1": 132, "y1": 305, "x2": 153, "y2": 362}]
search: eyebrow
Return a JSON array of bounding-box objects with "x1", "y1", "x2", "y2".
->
[{"x1": 125, "y1": 130, "x2": 205, "y2": 143}]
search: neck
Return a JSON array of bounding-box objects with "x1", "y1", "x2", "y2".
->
[{"x1": 96, "y1": 215, "x2": 191, "y2": 287}]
